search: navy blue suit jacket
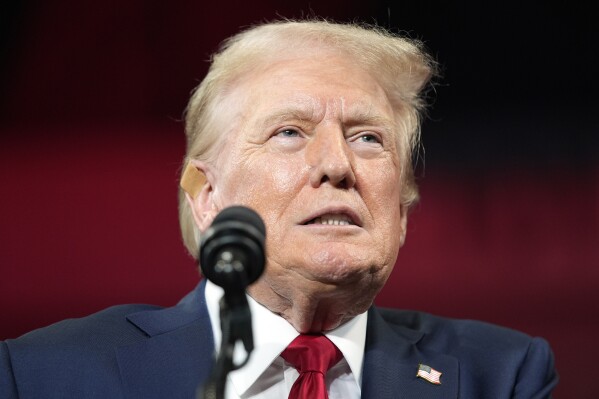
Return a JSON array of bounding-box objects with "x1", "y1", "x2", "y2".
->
[{"x1": 1, "y1": 280, "x2": 557, "y2": 398}]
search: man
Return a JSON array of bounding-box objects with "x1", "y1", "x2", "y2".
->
[{"x1": 0, "y1": 20, "x2": 557, "y2": 398}]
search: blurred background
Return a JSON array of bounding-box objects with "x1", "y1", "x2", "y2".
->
[{"x1": 1, "y1": 1, "x2": 597, "y2": 397}]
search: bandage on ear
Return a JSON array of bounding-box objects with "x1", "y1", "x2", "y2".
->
[{"x1": 180, "y1": 162, "x2": 207, "y2": 199}]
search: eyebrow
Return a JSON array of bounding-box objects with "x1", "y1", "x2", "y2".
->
[
  {"x1": 258, "y1": 106, "x2": 317, "y2": 128},
  {"x1": 258, "y1": 105, "x2": 396, "y2": 135},
  {"x1": 344, "y1": 113, "x2": 396, "y2": 133}
]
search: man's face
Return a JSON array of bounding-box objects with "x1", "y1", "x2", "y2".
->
[{"x1": 204, "y1": 54, "x2": 407, "y2": 309}]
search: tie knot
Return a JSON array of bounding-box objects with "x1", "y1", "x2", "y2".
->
[{"x1": 281, "y1": 334, "x2": 342, "y2": 374}]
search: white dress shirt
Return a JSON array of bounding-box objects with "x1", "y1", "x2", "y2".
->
[{"x1": 205, "y1": 280, "x2": 366, "y2": 399}]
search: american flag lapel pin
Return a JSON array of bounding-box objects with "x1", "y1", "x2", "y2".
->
[{"x1": 417, "y1": 363, "x2": 442, "y2": 385}]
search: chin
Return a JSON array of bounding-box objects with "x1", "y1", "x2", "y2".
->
[{"x1": 305, "y1": 248, "x2": 386, "y2": 286}]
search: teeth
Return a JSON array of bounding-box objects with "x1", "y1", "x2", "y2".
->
[{"x1": 312, "y1": 215, "x2": 353, "y2": 226}]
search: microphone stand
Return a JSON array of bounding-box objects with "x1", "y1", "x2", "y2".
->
[
  {"x1": 195, "y1": 206, "x2": 266, "y2": 399},
  {"x1": 197, "y1": 288, "x2": 254, "y2": 399}
]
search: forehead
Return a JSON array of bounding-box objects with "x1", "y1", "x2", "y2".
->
[{"x1": 220, "y1": 55, "x2": 396, "y2": 127}]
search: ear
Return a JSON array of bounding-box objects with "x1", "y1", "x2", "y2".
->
[
  {"x1": 397, "y1": 204, "x2": 409, "y2": 248},
  {"x1": 183, "y1": 160, "x2": 219, "y2": 232}
]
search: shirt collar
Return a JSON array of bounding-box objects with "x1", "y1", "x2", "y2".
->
[{"x1": 205, "y1": 280, "x2": 367, "y2": 396}]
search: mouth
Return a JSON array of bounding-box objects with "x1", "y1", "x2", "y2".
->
[
  {"x1": 305, "y1": 214, "x2": 355, "y2": 226},
  {"x1": 301, "y1": 207, "x2": 362, "y2": 227}
]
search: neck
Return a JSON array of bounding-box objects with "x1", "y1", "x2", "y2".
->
[{"x1": 247, "y1": 274, "x2": 378, "y2": 333}]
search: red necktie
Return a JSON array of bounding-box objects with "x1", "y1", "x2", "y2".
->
[{"x1": 281, "y1": 334, "x2": 343, "y2": 399}]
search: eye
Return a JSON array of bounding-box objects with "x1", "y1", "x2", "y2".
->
[
  {"x1": 352, "y1": 132, "x2": 382, "y2": 145},
  {"x1": 269, "y1": 127, "x2": 306, "y2": 153},
  {"x1": 358, "y1": 134, "x2": 381, "y2": 144},
  {"x1": 276, "y1": 128, "x2": 301, "y2": 138},
  {"x1": 348, "y1": 131, "x2": 385, "y2": 157}
]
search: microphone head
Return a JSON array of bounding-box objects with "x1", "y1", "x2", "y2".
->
[
  {"x1": 199, "y1": 206, "x2": 266, "y2": 290},
  {"x1": 211, "y1": 205, "x2": 266, "y2": 237}
]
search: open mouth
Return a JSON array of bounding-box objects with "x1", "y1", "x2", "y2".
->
[{"x1": 303, "y1": 213, "x2": 357, "y2": 226}]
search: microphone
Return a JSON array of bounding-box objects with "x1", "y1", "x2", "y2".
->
[
  {"x1": 199, "y1": 206, "x2": 266, "y2": 292},
  {"x1": 196, "y1": 206, "x2": 266, "y2": 399}
]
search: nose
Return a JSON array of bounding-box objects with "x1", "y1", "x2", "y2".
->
[{"x1": 306, "y1": 125, "x2": 356, "y2": 189}]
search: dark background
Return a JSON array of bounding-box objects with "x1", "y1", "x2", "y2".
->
[{"x1": 1, "y1": 1, "x2": 597, "y2": 397}]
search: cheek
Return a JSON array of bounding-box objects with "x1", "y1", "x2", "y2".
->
[
  {"x1": 367, "y1": 163, "x2": 402, "y2": 208},
  {"x1": 268, "y1": 159, "x2": 304, "y2": 194},
  {"x1": 365, "y1": 166, "x2": 403, "y2": 240},
  {"x1": 223, "y1": 156, "x2": 304, "y2": 224},
  {"x1": 250, "y1": 157, "x2": 303, "y2": 209},
  {"x1": 258, "y1": 162, "x2": 306, "y2": 233}
]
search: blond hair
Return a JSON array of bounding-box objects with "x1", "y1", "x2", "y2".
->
[{"x1": 180, "y1": 19, "x2": 436, "y2": 258}]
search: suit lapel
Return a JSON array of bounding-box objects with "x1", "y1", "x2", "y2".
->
[
  {"x1": 114, "y1": 284, "x2": 459, "y2": 398},
  {"x1": 361, "y1": 308, "x2": 459, "y2": 399},
  {"x1": 116, "y1": 280, "x2": 215, "y2": 399}
]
